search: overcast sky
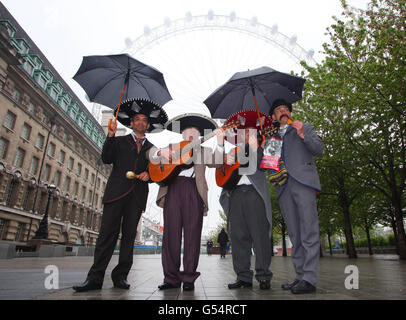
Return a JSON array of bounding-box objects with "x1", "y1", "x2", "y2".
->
[{"x1": 2, "y1": 0, "x2": 370, "y2": 236}]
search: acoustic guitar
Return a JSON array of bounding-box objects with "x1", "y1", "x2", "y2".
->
[
  {"x1": 149, "y1": 121, "x2": 240, "y2": 186},
  {"x1": 215, "y1": 124, "x2": 279, "y2": 190}
]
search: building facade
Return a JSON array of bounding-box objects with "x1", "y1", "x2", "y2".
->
[{"x1": 0, "y1": 4, "x2": 111, "y2": 247}]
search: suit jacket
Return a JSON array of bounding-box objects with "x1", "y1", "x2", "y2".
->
[
  {"x1": 276, "y1": 123, "x2": 324, "y2": 198},
  {"x1": 156, "y1": 146, "x2": 222, "y2": 215},
  {"x1": 101, "y1": 134, "x2": 155, "y2": 211},
  {"x1": 219, "y1": 147, "x2": 272, "y2": 226}
]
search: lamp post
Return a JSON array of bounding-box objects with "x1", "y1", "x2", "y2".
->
[
  {"x1": 88, "y1": 158, "x2": 102, "y2": 246},
  {"x1": 26, "y1": 116, "x2": 56, "y2": 241},
  {"x1": 32, "y1": 184, "x2": 56, "y2": 239}
]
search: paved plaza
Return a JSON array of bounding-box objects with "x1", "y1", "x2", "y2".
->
[{"x1": 0, "y1": 253, "x2": 405, "y2": 300}]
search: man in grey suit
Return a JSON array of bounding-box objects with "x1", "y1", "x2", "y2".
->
[
  {"x1": 219, "y1": 111, "x2": 273, "y2": 290},
  {"x1": 267, "y1": 99, "x2": 324, "y2": 294}
]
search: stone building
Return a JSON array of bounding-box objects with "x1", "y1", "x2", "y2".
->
[{"x1": 0, "y1": 4, "x2": 111, "y2": 247}]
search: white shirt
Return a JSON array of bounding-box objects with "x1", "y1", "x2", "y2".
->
[
  {"x1": 279, "y1": 125, "x2": 289, "y2": 138},
  {"x1": 179, "y1": 167, "x2": 195, "y2": 178},
  {"x1": 130, "y1": 132, "x2": 146, "y2": 145}
]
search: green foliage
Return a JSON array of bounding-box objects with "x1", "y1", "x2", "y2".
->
[
  {"x1": 337, "y1": 234, "x2": 396, "y2": 248},
  {"x1": 206, "y1": 210, "x2": 228, "y2": 245},
  {"x1": 298, "y1": 0, "x2": 406, "y2": 256}
]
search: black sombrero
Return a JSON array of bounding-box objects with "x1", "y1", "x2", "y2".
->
[
  {"x1": 114, "y1": 98, "x2": 168, "y2": 132},
  {"x1": 165, "y1": 113, "x2": 218, "y2": 136}
]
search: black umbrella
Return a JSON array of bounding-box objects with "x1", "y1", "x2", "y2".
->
[
  {"x1": 73, "y1": 53, "x2": 172, "y2": 129},
  {"x1": 203, "y1": 66, "x2": 305, "y2": 122}
]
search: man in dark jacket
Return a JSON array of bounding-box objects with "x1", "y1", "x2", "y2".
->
[
  {"x1": 73, "y1": 99, "x2": 166, "y2": 292},
  {"x1": 217, "y1": 228, "x2": 229, "y2": 258}
]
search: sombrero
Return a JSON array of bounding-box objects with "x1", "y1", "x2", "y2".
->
[
  {"x1": 165, "y1": 113, "x2": 218, "y2": 136},
  {"x1": 114, "y1": 98, "x2": 168, "y2": 132},
  {"x1": 225, "y1": 109, "x2": 273, "y2": 130}
]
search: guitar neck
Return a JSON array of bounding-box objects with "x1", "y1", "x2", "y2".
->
[{"x1": 181, "y1": 130, "x2": 217, "y2": 153}]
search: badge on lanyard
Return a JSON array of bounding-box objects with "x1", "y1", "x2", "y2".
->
[{"x1": 260, "y1": 137, "x2": 283, "y2": 171}]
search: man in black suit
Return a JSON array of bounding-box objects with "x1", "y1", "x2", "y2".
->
[{"x1": 73, "y1": 99, "x2": 166, "y2": 292}]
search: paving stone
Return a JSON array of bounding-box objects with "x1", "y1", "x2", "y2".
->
[{"x1": 0, "y1": 254, "x2": 405, "y2": 300}]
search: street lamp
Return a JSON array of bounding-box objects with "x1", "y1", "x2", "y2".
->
[
  {"x1": 26, "y1": 115, "x2": 56, "y2": 241},
  {"x1": 32, "y1": 184, "x2": 56, "y2": 240},
  {"x1": 88, "y1": 158, "x2": 102, "y2": 246}
]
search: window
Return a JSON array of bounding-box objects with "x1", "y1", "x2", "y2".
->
[
  {"x1": 12, "y1": 88, "x2": 20, "y2": 102},
  {"x1": 58, "y1": 150, "x2": 66, "y2": 164},
  {"x1": 14, "y1": 148, "x2": 25, "y2": 168},
  {"x1": 97, "y1": 178, "x2": 101, "y2": 190},
  {"x1": 28, "y1": 103, "x2": 35, "y2": 114},
  {"x1": 73, "y1": 181, "x2": 79, "y2": 197},
  {"x1": 64, "y1": 176, "x2": 71, "y2": 193},
  {"x1": 87, "y1": 190, "x2": 92, "y2": 204},
  {"x1": 47, "y1": 142, "x2": 55, "y2": 157},
  {"x1": 76, "y1": 163, "x2": 82, "y2": 176},
  {"x1": 15, "y1": 223, "x2": 25, "y2": 242},
  {"x1": 22, "y1": 186, "x2": 33, "y2": 210},
  {"x1": 84, "y1": 168, "x2": 89, "y2": 181},
  {"x1": 0, "y1": 137, "x2": 9, "y2": 159},
  {"x1": 54, "y1": 171, "x2": 61, "y2": 187},
  {"x1": 91, "y1": 173, "x2": 95, "y2": 185},
  {"x1": 50, "y1": 89, "x2": 57, "y2": 100},
  {"x1": 43, "y1": 164, "x2": 51, "y2": 182},
  {"x1": 35, "y1": 134, "x2": 45, "y2": 149},
  {"x1": 68, "y1": 157, "x2": 74, "y2": 170},
  {"x1": 94, "y1": 194, "x2": 99, "y2": 208},
  {"x1": 0, "y1": 219, "x2": 8, "y2": 240},
  {"x1": 37, "y1": 76, "x2": 46, "y2": 89},
  {"x1": 24, "y1": 63, "x2": 34, "y2": 76},
  {"x1": 81, "y1": 186, "x2": 86, "y2": 201},
  {"x1": 21, "y1": 123, "x2": 32, "y2": 140},
  {"x1": 29, "y1": 157, "x2": 39, "y2": 175},
  {"x1": 4, "y1": 111, "x2": 16, "y2": 130},
  {"x1": 5, "y1": 179, "x2": 17, "y2": 206}
]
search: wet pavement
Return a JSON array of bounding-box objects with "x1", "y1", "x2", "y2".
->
[{"x1": 0, "y1": 253, "x2": 405, "y2": 300}]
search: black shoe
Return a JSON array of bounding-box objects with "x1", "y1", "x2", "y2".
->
[
  {"x1": 73, "y1": 280, "x2": 102, "y2": 292},
  {"x1": 183, "y1": 282, "x2": 195, "y2": 291},
  {"x1": 228, "y1": 280, "x2": 252, "y2": 289},
  {"x1": 281, "y1": 279, "x2": 300, "y2": 290},
  {"x1": 113, "y1": 279, "x2": 130, "y2": 290},
  {"x1": 158, "y1": 282, "x2": 181, "y2": 290},
  {"x1": 291, "y1": 280, "x2": 316, "y2": 294},
  {"x1": 259, "y1": 279, "x2": 271, "y2": 290}
]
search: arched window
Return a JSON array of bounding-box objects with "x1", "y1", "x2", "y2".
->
[
  {"x1": 5, "y1": 179, "x2": 18, "y2": 207},
  {"x1": 70, "y1": 205, "x2": 77, "y2": 224},
  {"x1": 22, "y1": 185, "x2": 34, "y2": 211}
]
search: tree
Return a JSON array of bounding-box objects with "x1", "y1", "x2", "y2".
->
[
  {"x1": 352, "y1": 189, "x2": 385, "y2": 255},
  {"x1": 207, "y1": 210, "x2": 228, "y2": 246},
  {"x1": 317, "y1": 193, "x2": 342, "y2": 255},
  {"x1": 301, "y1": 0, "x2": 406, "y2": 259}
]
